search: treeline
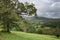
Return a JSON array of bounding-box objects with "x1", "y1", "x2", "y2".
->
[{"x1": 15, "y1": 20, "x2": 60, "y2": 38}]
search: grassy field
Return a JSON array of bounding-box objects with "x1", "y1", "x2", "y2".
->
[{"x1": 0, "y1": 31, "x2": 60, "y2": 40}]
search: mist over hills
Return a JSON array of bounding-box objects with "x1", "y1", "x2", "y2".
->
[{"x1": 23, "y1": 16, "x2": 60, "y2": 22}]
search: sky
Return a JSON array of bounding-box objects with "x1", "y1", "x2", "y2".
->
[{"x1": 19, "y1": 0, "x2": 60, "y2": 18}]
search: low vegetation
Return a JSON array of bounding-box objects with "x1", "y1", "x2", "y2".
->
[{"x1": 0, "y1": 31, "x2": 60, "y2": 40}]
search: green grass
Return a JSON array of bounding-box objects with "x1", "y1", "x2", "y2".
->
[{"x1": 0, "y1": 31, "x2": 60, "y2": 40}]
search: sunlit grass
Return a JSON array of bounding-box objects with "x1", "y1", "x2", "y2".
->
[{"x1": 0, "y1": 31, "x2": 60, "y2": 40}]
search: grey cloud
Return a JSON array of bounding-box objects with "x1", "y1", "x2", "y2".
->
[
  {"x1": 52, "y1": 0, "x2": 60, "y2": 2},
  {"x1": 19, "y1": 0, "x2": 60, "y2": 18},
  {"x1": 47, "y1": 2, "x2": 60, "y2": 17}
]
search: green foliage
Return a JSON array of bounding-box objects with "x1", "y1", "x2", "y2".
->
[
  {"x1": 36, "y1": 27, "x2": 60, "y2": 37},
  {"x1": 41, "y1": 21, "x2": 60, "y2": 28},
  {"x1": 0, "y1": 0, "x2": 37, "y2": 32},
  {"x1": 17, "y1": 2, "x2": 37, "y2": 16}
]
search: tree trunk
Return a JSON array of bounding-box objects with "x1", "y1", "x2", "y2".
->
[
  {"x1": 56, "y1": 35, "x2": 60, "y2": 38},
  {"x1": 6, "y1": 22, "x2": 10, "y2": 33},
  {"x1": 2, "y1": 22, "x2": 10, "y2": 33}
]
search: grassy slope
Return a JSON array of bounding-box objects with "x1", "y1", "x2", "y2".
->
[{"x1": 0, "y1": 31, "x2": 60, "y2": 40}]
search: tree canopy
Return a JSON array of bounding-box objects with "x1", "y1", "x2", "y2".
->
[{"x1": 0, "y1": 0, "x2": 37, "y2": 32}]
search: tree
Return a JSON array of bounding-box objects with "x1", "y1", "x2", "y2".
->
[
  {"x1": 0, "y1": 0, "x2": 37, "y2": 32},
  {"x1": 41, "y1": 21, "x2": 60, "y2": 38},
  {"x1": 41, "y1": 21, "x2": 60, "y2": 28},
  {"x1": 17, "y1": 2, "x2": 37, "y2": 16},
  {"x1": 0, "y1": 0, "x2": 20, "y2": 32}
]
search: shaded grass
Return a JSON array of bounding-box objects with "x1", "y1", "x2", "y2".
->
[
  {"x1": 0, "y1": 32, "x2": 3, "y2": 40},
  {"x1": 0, "y1": 31, "x2": 60, "y2": 40}
]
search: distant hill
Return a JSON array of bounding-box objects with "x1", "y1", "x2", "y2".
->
[
  {"x1": 24, "y1": 16, "x2": 60, "y2": 22},
  {"x1": 32, "y1": 17, "x2": 60, "y2": 21}
]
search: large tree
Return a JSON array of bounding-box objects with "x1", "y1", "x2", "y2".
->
[{"x1": 0, "y1": 0, "x2": 37, "y2": 32}]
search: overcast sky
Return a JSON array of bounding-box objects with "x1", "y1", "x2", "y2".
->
[{"x1": 19, "y1": 0, "x2": 60, "y2": 18}]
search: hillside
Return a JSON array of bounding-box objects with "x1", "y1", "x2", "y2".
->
[
  {"x1": 24, "y1": 16, "x2": 60, "y2": 22},
  {"x1": 0, "y1": 31, "x2": 60, "y2": 40},
  {"x1": 24, "y1": 16, "x2": 60, "y2": 21}
]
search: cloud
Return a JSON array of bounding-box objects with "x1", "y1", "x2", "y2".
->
[
  {"x1": 19, "y1": 0, "x2": 60, "y2": 18},
  {"x1": 37, "y1": 0, "x2": 60, "y2": 18},
  {"x1": 52, "y1": 0, "x2": 60, "y2": 2},
  {"x1": 47, "y1": 2, "x2": 60, "y2": 18}
]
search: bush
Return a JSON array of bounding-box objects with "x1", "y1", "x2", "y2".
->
[{"x1": 36, "y1": 28, "x2": 60, "y2": 36}]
